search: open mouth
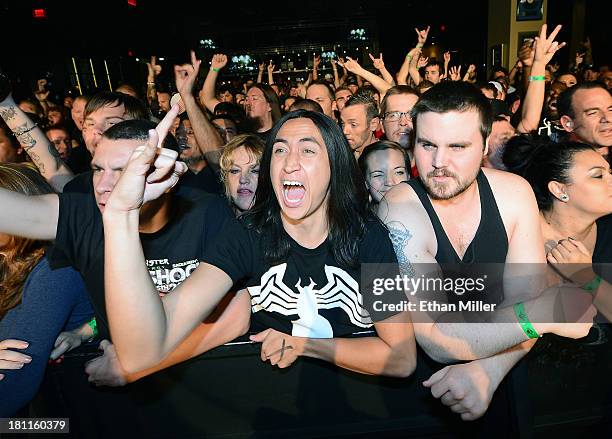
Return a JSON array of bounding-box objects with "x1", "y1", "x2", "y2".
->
[
  {"x1": 282, "y1": 180, "x2": 306, "y2": 207},
  {"x1": 237, "y1": 187, "x2": 254, "y2": 197}
]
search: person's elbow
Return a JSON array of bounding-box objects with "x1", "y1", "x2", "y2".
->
[
  {"x1": 116, "y1": 347, "x2": 165, "y2": 375},
  {"x1": 382, "y1": 344, "x2": 417, "y2": 378}
]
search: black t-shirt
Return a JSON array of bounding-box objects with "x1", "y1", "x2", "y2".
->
[
  {"x1": 181, "y1": 167, "x2": 223, "y2": 195},
  {"x1": 66, "y1": 145, "x2": 92, "y2": 175},
  {"x1": 62, "y1": 170, "x2": 92, "y2": 194},
  {"x1": 203, "y1": 218, "x2": 398, "y2": 337},
  {"x1": 47, "y1": 191, "x2": 232, "y2": 339}
]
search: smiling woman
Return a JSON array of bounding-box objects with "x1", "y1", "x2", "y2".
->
[{"x1": 102, "y1": 109, "x2": 417, "y2": 378}]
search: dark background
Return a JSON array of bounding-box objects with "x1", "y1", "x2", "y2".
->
[{"x1": 0, "y1": 0, "x2": 609, "y2": 99}]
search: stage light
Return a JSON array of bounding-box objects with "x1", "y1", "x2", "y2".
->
[{"x1": 127, "y1": 0, "x2": 137, "y2": 7}]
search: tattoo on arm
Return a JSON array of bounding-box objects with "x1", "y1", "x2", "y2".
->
[
  {"x1": 28, "y1": 151, "x2": 45, "y2": 174},
  {"x1": 15, "y1": 127, "x2": 36, "y2": 151},
  {"x1": 0, "y1": 106, "x2": 17, "y2": 121},
  {"x1": 387, "y1": 221, "x2": 415, "y2": 277}
]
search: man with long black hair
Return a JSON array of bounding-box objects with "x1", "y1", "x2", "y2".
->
[{"x1": 102, "y1": 110, "x2": 417, "y2": 377}]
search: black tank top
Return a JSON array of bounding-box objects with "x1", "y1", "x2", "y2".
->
[
  {"x1": 407, "y1": 171, "x2": 524, "y2": 437},
  {"x1": 407, "y1": 170, "x2": 509, "y2": 264}
]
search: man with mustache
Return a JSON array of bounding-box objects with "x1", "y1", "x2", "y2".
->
[{"x1": 379, "y1": 81, "x2": 594, "y2": 431}]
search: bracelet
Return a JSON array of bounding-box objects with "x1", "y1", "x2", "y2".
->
[
  {"x1": 514, "y1": 302, "x2": 541, "y2": 339},
  {"x1": 406, "y1": 54, "x2": 413, "y2": 61},
  {"x1": 416, "y1": 43, "x2": 424, "y2": 49},
  {"x1": 582, "y1": 274, "x2": 602, "y2": 293},
  {"x1": 529, "y1": 75, "x2": 545, "y2": 81},
  {"x1": 15, "y1": 123, "x2": 38, "y2": 136},
  {"x1": 212, "y1": 67, "x2": 221, "y2": 73},
  {"x1": 87, "y1": 317, "x2": 99, "y2": 339},
  {"x1": 147, "y1": 81, "x2": 155, "y2": 85}
]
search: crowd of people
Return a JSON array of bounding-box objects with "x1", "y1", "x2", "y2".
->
[{"x1": 0, "y1": 19, "x2": 610, "y2": 436}]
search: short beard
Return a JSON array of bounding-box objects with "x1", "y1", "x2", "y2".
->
[{"x1": 422, "y1": 168, "x2": 478, "y2": 200}]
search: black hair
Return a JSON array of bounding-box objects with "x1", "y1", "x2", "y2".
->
[
  {"x1": 102, "y1": 119, "x2": 178, "y2": 153},
  {"x1": 557, "y1": 81, "x2": 610, "y2": 119},
  {"x1": 84, "y1": 91, "x2": 147, "y2": 120},
  {"x1": 244, "y1": 110, "x2": 369, "y2": 268},
  {"x1": 502, "y1": 135, "x2": 595, "y2": 211},
  {"x1": 213, "y1": 102, "x2": 245, "y2": 124},
  {"x1": 411, "y1": 81, "x2": 493, "y2": 144},
  {"x1": 357, "y1": 140, "x2": 409, "y2": 178},
  {"x1": 289, "y1": 98, "x2": 323, "y2": 113},
  {"x1": 250, "y1": 83, "x2": 282, "y2": 123}
]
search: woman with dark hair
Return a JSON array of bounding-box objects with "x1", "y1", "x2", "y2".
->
[
  {"x1": 0, "y1": 163, "x2": 93, "y2": 415},
  {"x1": 503, "y1": 136, "x2": 612, "y2": 320},
  {"x1": 102, "y1": 110, "x2": 416, "y2": 377},
  {"x1": 358, "y1": 140, "x2": 410, "y2": 209},
  {"x1": 219, "y1": 134, "x2": 265, "y2": 215}
]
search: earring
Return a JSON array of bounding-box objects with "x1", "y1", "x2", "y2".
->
[{"x1": 560, "y1": 193, "x2": 570, "y2": 202}]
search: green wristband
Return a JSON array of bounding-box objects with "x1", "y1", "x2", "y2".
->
[
  {"x1": 416, "y1": 43, "x2": 424, "y2": 49},
  {"x1": 514, "y1": 302, "x2": 540, "y2": 339},
  {"x1": 529, "y1": 75, "x2": 545, "y2": 81},
  {"x1": 582, "y1": 274, "x2": 602, "y2": 293},
  {"x1": 87, "y1": 317, "x2": 98, "y2": 339},
  {"x1": 212, "y1": 67, "x2": 221, "y2": 73}
]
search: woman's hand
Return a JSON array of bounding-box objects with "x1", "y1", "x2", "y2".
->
[
  {"x1": 0, "y1": 339, "x2": 31, "y2": 380},
  {"x1": 547, "y1": 238, "x2": 593, "y2": 285}
]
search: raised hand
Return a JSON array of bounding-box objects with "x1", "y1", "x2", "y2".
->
[
  {"x1": 415, "y1": 25, "x2": 430, "y2": 45},
  {"x1": 449, "y1": 66, "x2": 462, "y2": 81},
  {"x1": 575, "y1": 52, "x2": 585, "y2": 66},
  {"x1": 417, "y1": 56, "x2": 429, "y2": 69},
  {"x1": 146, "y1": 56, "x2": 162, "y2": 81},
  {"x1": 210, "y1": 53, "x2": 228, "y2": 71},
  {"x1": 267, "y1": 60, "x2": 275, "y2": 73},
  {"x1": 533, "y1": 24, "x2": 566, "y2": 66},
  {"x1": 339, "y1": 56, "x2": 363, "y2": 74},
  {"x1": 443, "y1": 51, "x2": 451, "y2": 65},
  {"x1": 313, "y1": 54, "x2": 321, "y2": 69},
  {"x1": 369, "y1": 53, "x2": 385, "y2": 70},
  {"x1": 104, "y1": 105, "x2": 186, "y2": 213},
  {"x1": 259, "y1": 61, "x2": 265, "y2": 72},
  {"x1": 174, "y1": 50, "x2": 202, "y2": 96},
  {"x1": 518, "y1": 39, "x2": 535, "y2": 68}
]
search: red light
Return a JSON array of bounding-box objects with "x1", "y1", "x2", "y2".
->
[
  {"x1": 128, "y1": 50, "x2": 134, "y2": 57},
  {"x1": 127, "y1": 0, "x2": 137, "y2": 6},
  {"x1": 440, "y1": 24, "x2": 446, "y2": 32},
  {"x1": 33, "y1": 8, "x2": 47, "y2": 19}
]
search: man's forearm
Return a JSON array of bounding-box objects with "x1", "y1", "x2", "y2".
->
[
  {"x1": 0, "y1": 190, "x2": 58, "y2": 240},
  {"x1": 127, "y1": 292, "x2": 250, "y2": 382},
  {"x1": 379, "y1": 68, "x2": 395, "y2": 86},
  {"x1": 201, "y1": 69, "x2": 221, "y2": 114},
  {"x1": 181, "y1": 94, "x2": 224, "y2": 168},
  {"x1": 518, "y1": 61, "x2": 546, "y2": 133},
  {"x1": 0, "y1": 98, "x2": 73, "y2": 191},
  {"x1": 302, "y1": 335, "x2": 415, "y2": 377}
]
